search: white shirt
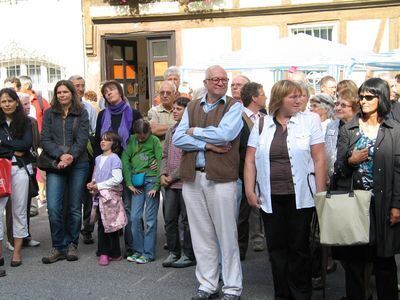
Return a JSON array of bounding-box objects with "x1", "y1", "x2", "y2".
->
[
  {"x1": 247, "y1": 112, "x2": 324, "y2": 213},
  {"x1": 243, "y1": 107, "x2": 260, "y2": 123}
]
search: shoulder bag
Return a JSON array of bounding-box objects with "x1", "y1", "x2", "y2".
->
[
  {"x1": 314, "y1": 174, "x2": 372, "y2": 246},
  {"x1": 37, "y1": 114, "x2": 78, "y2": 173}
]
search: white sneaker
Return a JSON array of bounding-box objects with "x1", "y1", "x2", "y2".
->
[
  {"x1": 6, "y1": 241, "x2": 14, "y2": 251},
  {"x1": 26, "y1": 239, "x2": 40, "y2": 247}
]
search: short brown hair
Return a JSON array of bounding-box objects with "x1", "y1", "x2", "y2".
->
[
  {"x1": 337, "y1": 79, "x2": 358, "y2": 94},
  {"x1": 338, "y1": 88, "x2": 358, "y2": 112},
  {"x1": 268, "y1": 80, "x2": 302, "y2": 117}
]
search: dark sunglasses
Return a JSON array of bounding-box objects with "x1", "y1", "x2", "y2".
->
[{"x1": 358, "y1": 95, "x2": 377, "y2": 101}]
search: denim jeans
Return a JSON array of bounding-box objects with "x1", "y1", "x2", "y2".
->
[
  {"x1": 131, "y1": 176, "x2": 160, "y2": 260},
  {"x1": 47, "y1": 162, "x2": 89, "y2": 251}
]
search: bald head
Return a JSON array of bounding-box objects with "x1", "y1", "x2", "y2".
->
[
  {"x1": 204, "y1": 65, "x2": 229, "y2": 102},
  {"x1": 158, "y1": 80, "x2": 176, "y2": 110},
  {"x1": 231, "y1": 75, "x2": 250, "y2": 101}
]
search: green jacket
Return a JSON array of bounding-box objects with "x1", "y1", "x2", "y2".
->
[{"x1": 121, "y1": 134, "x2": 162, "y2": 190}]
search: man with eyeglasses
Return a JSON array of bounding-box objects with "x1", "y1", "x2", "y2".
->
[
  {"x1": 230, "y1": 75, "x2": 250, "y2": 102},
  {"x1": 148, "y1": 81, "x2": 177, "y2": 145},
  {"x1": 320, "y1": 75, "x2": 337, "y2": 99},
  {"x1": 173, "y1": 65, "x2": 243, "y2": 300}
]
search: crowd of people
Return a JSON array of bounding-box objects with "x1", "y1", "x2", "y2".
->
[{"x1": 0, "y1": 66, "x2": 400, "y2": 300}]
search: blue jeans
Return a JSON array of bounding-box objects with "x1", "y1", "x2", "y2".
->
[
  {"x1": 131, "y1": 176, "x2": 160, "y2": 260},
  {"x1": 46, "y1": 162, "x2": 89, "y2": 251}
]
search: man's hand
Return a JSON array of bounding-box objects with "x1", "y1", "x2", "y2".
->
[
  {"x1": 186, "y1": 127, "x2": 195, "y2": 136},
  {"x1": 205, "y1": 143, "x2": 232, "y2": 154},
  {"x1": 160, "y1": 175, "x2": 172, "y2": 187},
  {"x1": 390, "y1": 208, "x2": 400, "y2": 226},
  {"x1": 14, "y1": 151, "x2": 25, "y2": 157}
]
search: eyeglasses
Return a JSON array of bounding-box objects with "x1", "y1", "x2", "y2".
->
[
  {"x1": 206, "y1": 77, "x2": 229, "y2": 84},
  {"x1": 160, "y1": 91, "x2": 172, "y2": 96},
  {"x1": 335, "y1": 102, "x2": 352, "y2": 108},
  {"x1": 230, "y1": 83, "x2": 243, "y2": 88},
  {"x1": 358, "y1": 94, "x2": 377, "y2": 101}
]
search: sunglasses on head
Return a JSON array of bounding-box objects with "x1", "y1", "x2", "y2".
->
[{"x1": 358, "y1": 95, "x2": 377, "y2": 101}]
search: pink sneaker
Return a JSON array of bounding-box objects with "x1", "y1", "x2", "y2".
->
[{"x1": 98, "y1": 255, "x2": 109, "y2": 266}]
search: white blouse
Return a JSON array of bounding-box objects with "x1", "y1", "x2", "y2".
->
[{"x1": 247, "y1": 112, "x2": 324, "y2": 213}]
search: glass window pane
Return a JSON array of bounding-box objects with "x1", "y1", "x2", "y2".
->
[
  {"x1": 154, "y1": 61, "x2": 168, "y2": 77},
  {"x1": 28, "y1": 64, "x2": 41, "y2": 85},
  {"x1": 125, "y1": 47, "x2": 134, "y2": 61},
  {"x1": 152, "y1": 42, "x2": 168, "y2": 58},
  {"x1": 321, "y1": 30, "x2": 327, "y2": 40},
  {"x1": 154, "y1": 80, "x2": 163, "y2": 94},
  {"x1": 113, "y1": 65, "x2": 124, "y2": 79},
  {"x1": 126, "y1": 65, "x2": 136, "y2": 79},
  {"x1": 6, "y1": 65, "x2": 20, "y2": 77},
  {"x1": 112, "y1": 46, "x2": 122, "y2": 60},
  {"x1": 328, "y1": 29, "x2": 333, "y2": 41}
]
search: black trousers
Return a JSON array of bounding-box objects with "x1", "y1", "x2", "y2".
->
[
  {"x1": 237, "y1": 184, "x2": 252, "y2": 259},
  {"x1": 262, "y1": 194, "x2": 313, "y2": 300},
  {"x1": 97, "y1": 212, "x2": 121, "y2": 258},
  {"x1": 164, "y1": 188, "x2": 194, "y2": 259},
  {"x1": 344, "y1": 255, "x2": 398, "y2": 300}
]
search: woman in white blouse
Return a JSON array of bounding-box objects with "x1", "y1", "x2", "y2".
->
[{"x1": 244, "y1": 80, "x2": 326, "y2": 299}]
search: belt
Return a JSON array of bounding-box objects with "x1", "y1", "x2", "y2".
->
[{"x1": 195, "y1": 167, "x2": 205, "y2": 172}]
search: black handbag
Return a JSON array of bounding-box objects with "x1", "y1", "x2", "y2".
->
[
  {"x1": 38, "y1": 115, "x2": 78, "y2": 173},
  {"x1": 20, "y1": 159, "x2": 39, "y2": 198}
]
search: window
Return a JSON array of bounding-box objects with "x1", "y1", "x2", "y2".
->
[
  {"x1": 289, "y1": 22, "x2": 338, "y2": 42},
  {"x1": 27, "y1": 64, "x2": 41, "y2": 85},
  {"x1": 6, "y1": 65, "x2": 20, "y2": 77},
  {"x1": 48, "y1": 67, "x2": 61, "y2": 84}
]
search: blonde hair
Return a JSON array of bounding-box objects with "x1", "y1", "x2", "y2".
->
[{"x1": 268, "y1": 80, "x2": 302, "y2": 117}]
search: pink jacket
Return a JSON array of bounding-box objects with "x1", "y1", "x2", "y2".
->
[{"x1": 98, "y1": 185, "x2": 127, "y2": 233}]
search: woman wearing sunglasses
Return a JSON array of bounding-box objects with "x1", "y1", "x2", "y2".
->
[{"x1": 334, "y1": 78, "x2": 400, "y2": 299}]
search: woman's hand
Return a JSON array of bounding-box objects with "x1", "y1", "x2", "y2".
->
[
  {"x1": 348, "y1": 148, "x2": 368, "y2": 165},
  {"x1": 247, "y1": 192, "x2": 261, "y2": 209},
  {"x1": 390, "y1": 208, "x2": 400, "y2": 226},
  {"x1": 14, "y1": 151, "x2": 25, "y2": 157},
  {"x1": 147, "y1": 190, "x2": 158, "y2": 198},
  {"x1": 128, "y1": 185, "x2": 142, "y2": 195},
  {"x1": 160, "y1": 175, "x2": 171, "y2": 187}
]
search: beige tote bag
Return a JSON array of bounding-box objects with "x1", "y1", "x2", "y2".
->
[{"x1": 314, "y1": 189, "x2": 372, "y2": 246}]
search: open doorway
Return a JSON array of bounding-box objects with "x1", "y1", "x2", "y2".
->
[{"x1": 102, "y1": 31, "x2": 175, "y2": 116}]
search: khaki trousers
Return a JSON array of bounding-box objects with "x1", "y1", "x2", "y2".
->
[{"x1": 183, "y1": 171, "x2": 242, "y2": 296}]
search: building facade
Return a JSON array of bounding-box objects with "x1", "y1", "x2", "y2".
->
[{"x1": 82, "y1": 0, "x2": 400, "y2": 114}]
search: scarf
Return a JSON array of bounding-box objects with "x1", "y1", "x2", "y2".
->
[{"x1": 101, "y1": 99, "x2": 133, "y2": 148}]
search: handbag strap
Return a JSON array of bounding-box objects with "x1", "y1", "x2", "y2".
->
[{"x1": 51, "y1": 112, "x2": 78, "y2": 142}]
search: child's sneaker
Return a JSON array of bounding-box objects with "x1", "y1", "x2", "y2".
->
[
  {"x1": 127, "y1": 252, "x2": 141, "y2": 262},
  {"x1": 135, "y1": 255, "x2": 151, "y2": 264},
  {"x1": 98, "y1": 255, "x2": 109, "y2": 266}
]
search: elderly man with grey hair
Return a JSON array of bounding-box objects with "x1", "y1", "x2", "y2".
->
[
  {"x1": 68, "y1": 75, "x2": 98, "y2": 245},
  {"x1": 173, "y1": 65, "x2": 243, "y2": 300},
  {"x1": 164, "y1": 66, "x2": 181, "y2": 91},
  {"x1": 148, "y1": 80, "x2": 177, "y2": 144},
  {"x1": 309, "y1": 93, "x2": 335, "y2": 136}
]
